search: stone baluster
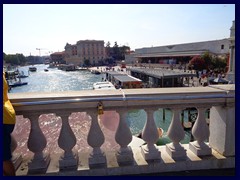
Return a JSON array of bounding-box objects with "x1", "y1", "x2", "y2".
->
[
  {"x1": 87, "y1": 110, "x2": 106, "y2": 168},
  {"x1": 57, "y1": 112, "x2": 78, "y2": 170},
  {"x1": 141, "y1": 108, "x2": 161, "y2": 162},
  {"x1": 11, "y1": 134, "x2": 22, "y2": 171},
  {"x1": 115, "y1": 109, "x2": 133, "y2": 165},
  {"x1": 189, "y1": 107, "x2": 211, "y2": 156},
  {"x1": 25, "y1": 113, "x2": 50, "y2": 174},
  {"x1": 166, "y1": 108, "x2": 186, "y2": 160}
]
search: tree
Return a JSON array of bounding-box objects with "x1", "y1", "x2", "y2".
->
[
  {"x1": 189, "y1": 56, "x2": 207, "y2": 70},
  {"x1": 3, "y1": 52, "x2": 6, "y2": 60},
  {"x1": 211, "y1": 56, "x2": 227, "y2": 73},
  {"x1": 201, "y1": 51, "x2": 212, "y2": 69},
  {"x1": 105, "y1": 41, "x2": 111, "y2": 57},
  {"x1": 112, "y1": 41, "x2": 120, "y2": 60},
  {"x1": 4, "y1": 53, "x2": 27, "y2": 66},
  {"x1": 105, "y1": 41, "x2": 131, "y2": 63},
  {"x1": 16, "y1": 53, "x2": 27, "y2": 65},
  {"x1": 119, "y1": 45, "x2": 130, "y2": 60}
]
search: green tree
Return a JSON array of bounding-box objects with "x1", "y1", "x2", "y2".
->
[
  {"x1": 201, "y1": 51, "x2": 212, "y2": 69},
  {"x1": 119, "y1": 45, "x2": 130, "y2": 60},
  {"x1": 113, "y1": 41, "x2": 120, "y2": 60},
  {"x1": 3, "y1": 52, "x2": 6, "y2": 60},
  {"x1": 16, "y1": 53, "x2": 27, "y2": 65},
  {"x1": 211, "y1": 57, "x2": 227, "y2": 73},
  {"x1": 4, "y1": 53, "x2": 27, "y2": 65},
  {"x1": 105, "y1": 41, "x2": 111, "y2": 57}
]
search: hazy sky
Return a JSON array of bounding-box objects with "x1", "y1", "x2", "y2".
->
[{"x1": 3, "y1": 4, "x2": 235, "y2": 56}]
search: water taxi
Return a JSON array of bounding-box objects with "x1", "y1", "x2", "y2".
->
[
  {"x1": 9, "y1": 81, "x2": 28, "y2": 88},
  {"x1": 93, "y1": 81, "x2": 116, "y2": 90},
  {"x1": 29, "y1": 66, "x2": 37, "y2": 72}
]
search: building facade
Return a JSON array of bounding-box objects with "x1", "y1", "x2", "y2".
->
[
  {"x1": 50, "y1": 52, "x2": 66, "y2": 64},
  {"x1": 64, "y1": 40, "x2": 106, "y2": 66},
  {"x1": 125, "y1": 39, "x2": 230, "y2": 65}
]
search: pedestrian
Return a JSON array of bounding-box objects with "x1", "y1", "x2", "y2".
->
[{"x1": 3, "y1": 72, "x2": 16, "y2": 176}]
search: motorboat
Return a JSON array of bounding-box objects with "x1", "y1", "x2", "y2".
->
[
  {"x1": 17, "y1": 74, "x2": 28, "y2": 78},
  {"x1": 93, "y1": 81, "x2": 116, "y2": 90},
  {"x1": 91, "y1": 70, "x2": 101, "y2": 75},
  {"x1": 9, "y1": 81, "x2": 28, "y2": 88},
  {"x1": 16, "y1": 71, "x2": 28, "y2": 78},
  {"x1": 29, "y1": 66, "x2": 37, "y2": 72},
  {"x1": 8, "y1": 77, "x2": 28, "y2": 88}
]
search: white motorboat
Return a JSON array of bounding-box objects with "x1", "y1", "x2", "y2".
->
[{"x1": 93, "y1": 81, "x2": 116, "y2": 90}]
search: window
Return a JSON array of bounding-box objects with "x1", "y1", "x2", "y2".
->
[{"x1": 221, "y1": 45, "x2": 224, "y2": 49}]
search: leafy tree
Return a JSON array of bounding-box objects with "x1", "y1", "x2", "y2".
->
[
  {"x1": 119, "y1": 45, "x2": 130, "y2": 60},
  {"x1": 189, "y1": 56, "x2": 207, "y2": 70},
  {"x1": 112, "y1": 41, "x2": 120, "y2": 60},
  {"x1": 4, "y1": 53, "x2": 27, "y2": 65},
  {"x1": 105, "y1": 41, "x2": 131, "y2": 62},
  {"x1": 105, "y1": 41, "x2": 111, "y2": 57},
  {"x1": 16, "y1": 53, "x2": 27, "y2": 65},
  {"x1": 201, "y1": 51, "x2": 212, "y2": 69},
  {"x1": 211, "y1": 57, "x2": 227, "y2": 73},
  {"x1": 3, "y1": 52, "x2": 6, "y2": 60}
]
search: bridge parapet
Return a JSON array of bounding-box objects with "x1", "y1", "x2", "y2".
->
[{"x1": 9, "y1": 85, "x2": 235, "y2": 175}]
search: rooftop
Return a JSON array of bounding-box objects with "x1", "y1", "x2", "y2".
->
[{"x1": 130, "y1": 68, "x2": 196, "y2": 78}]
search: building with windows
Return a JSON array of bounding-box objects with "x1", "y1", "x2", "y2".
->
[
  {"x1": 50, "y1": 51, "x2": 66, "y2": 64},
  {"x1": 125, "y1": 39, "x2": 230, "y2": 66},
  {"x1": 64, "y1": 40, "x2": 106, "y2": 66}
]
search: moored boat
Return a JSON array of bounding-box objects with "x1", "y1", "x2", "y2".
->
[
  {"x1": 9, "y1": 81, "x2": 28, "y2": 87},
  {"x1": 29, "y1": 66, "x2": 37, "y2": 72},
  {"x1": 93, "y1": 81, "x2": 116, "y2": 90},
  {"x1": 91, "y1": 70, "x2": 101, "y2": 75},
  {"x1": 16, "y1": 71, "x2": 28, "y2": 78}
]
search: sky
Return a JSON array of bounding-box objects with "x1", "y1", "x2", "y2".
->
[{"x1": 3, "y1": 4, "x2": 235, "y2": 56}]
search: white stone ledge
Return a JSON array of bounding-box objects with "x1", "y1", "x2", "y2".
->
[{"x1": 16, "y1": 144, "x2": 235, "y2": 176}]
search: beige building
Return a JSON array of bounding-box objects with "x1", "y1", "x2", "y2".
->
[
  {"x1": 125, "y1": 39, "x2": 230, "y2": 65},
  {"x1": 64, "y1": 40, "x2": 106, "y2": 66}
]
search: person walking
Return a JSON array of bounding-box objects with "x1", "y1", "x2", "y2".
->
[{"x1": 3, "y1": 72, "x2": 16, "y2": 176}]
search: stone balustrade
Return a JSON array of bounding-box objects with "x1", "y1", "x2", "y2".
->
[{"x1": 9, "y1": 85, "x2": 235, "y2": 176}]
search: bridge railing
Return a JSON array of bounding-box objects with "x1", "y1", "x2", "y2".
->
[{"x1": 9, "y1": 84, "x2": 235, "y2": 175}]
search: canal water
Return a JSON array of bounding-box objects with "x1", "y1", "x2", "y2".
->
[
  {"x1": 10, "y1": 64, "x2": 192, "y2": 156},
  {"x1": 9, "y1": 64, "x2": 103, "y2": 93}
]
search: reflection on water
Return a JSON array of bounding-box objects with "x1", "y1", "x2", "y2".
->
[{"x1": 9, "y1": 64, "x2": 104, "y2": 93}]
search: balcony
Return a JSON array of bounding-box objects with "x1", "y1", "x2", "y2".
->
[{"x1": 9, "y1": 85, "x2": 235, "y2": 176}]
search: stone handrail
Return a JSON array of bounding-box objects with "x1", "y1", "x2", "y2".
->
[{"x1": 9, "y1": 84, "x2": 235, "y2": 175}]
